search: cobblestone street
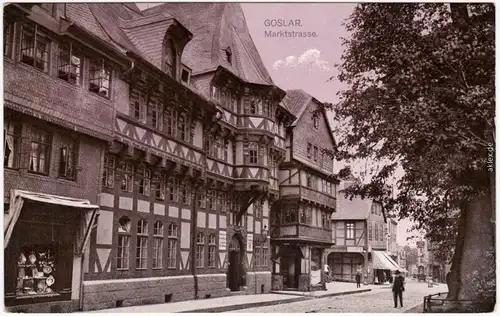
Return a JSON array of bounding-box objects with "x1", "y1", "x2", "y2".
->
[{"x1": 232, "y1": 280, "x2": 448, "y2": 313}]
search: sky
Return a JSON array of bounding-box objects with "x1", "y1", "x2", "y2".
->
[{"x1": 137, "y1": 2, "x2": 416, "y2": 246}]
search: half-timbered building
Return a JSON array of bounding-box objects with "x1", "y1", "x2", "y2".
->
[{"x1": 272, "y1": 89, "x2": 338, "y2": 291}]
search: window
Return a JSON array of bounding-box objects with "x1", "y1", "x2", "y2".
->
[
  {"x1": 117, "y1": 216, "x2": 131, "y2": 270},
  {"x1": 88, "y1": 58, "x2": 111, "y2": 98},
  {"x1": 136, "y1": 219, "x2": 148, "y2": 269},
  {"x1": 369, "y1": 222, "x2": 372, "y2": 240},
  {"x1": 21, "y1": 23, "x2": 49, "y2": 72},
  {"x1": 313, "y1": 146, "x2": 318, "y2": 162},
  {"x1": 155, "y1": 171, "x2": 167, "y2": 200},
  {"x1": 29, "y1": 126, "x2": 51, "y2": 175},
  {"x1": 58, "y1": 42, "x2": 82, "y2": 85},
  {"x1": 181, "y1": 68, "x2": 190, "y2": 84},
  {"x1": 263, "y1": 100, "x2": 270, "y2": 118},
  {"x1": 102, "y1": 155, "x2": 115, "y2": 188},
  {"x1": 58, "y1": 136, "x2": 78, "y2": 180},
  {"x1": 306, "y1": 174, "x2": 314, "y2": 189},
  {"x1": 153, "y1": 221, "x2": 163, "y2": 269},
  {"x1": 207, "y1": 190, "x2": 215, "y2": 210},
  {"x1": 137, "y1": 167, "x2": 151, "y2": 196},
  {"x1": 208, "y1": 234, "x2": 216, "y2": 268},
  {"x1": 131, "y1": 90, "x2": 146, "y2": 121},
  {"x1": 179, "y1": 181, "x2": 191, "y2": 205},
  {"x1": 346, "y1": 222, "x2": 355, "y2": 239},
  {"x1": 198, "y1": 189, "x2": 206, "y2": 208},
  {"x1": 249, "y1": 143, "x2": 258, "y2": 164},
  {"x1": 211, "y1": 85, "x2": 219, "y2": 102},
  {"x1": 322, "y1": 211, "x2": 329, "y2": 228},
  {"x1": 307, "y1": 143, "x2": 312, "y2": 159},
  {"x1": 196, "y1": 232, "x2": 205, "y2": 268},
  {"x1": 167, "y1": 223, "x2": 178, "y2": 268},
  {"x1": 299, "y1": 206, "x2": 307, "y2": 224},
  {"x1": 178, "y1": 113, "x2": 186, "y2": 141},
  {"x1": 374, "y1": 223, "x2": 379, "y2": 241},
  {"x1": 283, "y1": 208, "x2": 297, "y2": 224},
  {"x1": 4, "y1": 22, "x2": 13, "y2": 58},
  {"x1": 168, "y1": 178, "x2": 179, "y2": 202},
  {"x1": 164, "y1": 39, "x2": 176, "y2": 78},
  {"x1": 120, "y1": 161, "x2": 134, "y2": 192},
  {"x1": 4, "y1": 120, "x2": 21, "y2": 169},
  {"x1": 313, "y1": 115, "x2": 319, "y2": 129},
  {"x1": 148, "y1": 97, "x2": 161, "y2": 129},
  {"x1": 225, "y1": 47, "x2": 232, "y2": 64},
  {"x1": 224, "y1": 141, "x2": 229, "y2": 162},
  {"x1": 164, "y1": 107, "x2": 177, "y2": 137}
]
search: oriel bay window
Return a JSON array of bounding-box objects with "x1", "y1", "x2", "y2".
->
[
  {"x1": 282, "y1": 208, "x2": 297, "y2": 224},
  {"x1": 21, "y1": 23, "x2": 50, "y2": 72},
  {"x1": 58, "y1": 136, "x2": 78, "y2": 181},
  {"x1": 208, "y1": 234, "x2": 216, "y2": 268},
  {"x1": 102, "y1": 155, "x2": 115, "y2": 189},
  {"x1": 29, "y1": 126, "x2": 51, "y2": 175},
  {"x1": 136, "y1": 219, "x2": 148, "y2": 270},
  {"x1": 57, "y1": 42, "x2": 82, "y2": 85},
  {"x1": 167, "y1": 223, "x2": 178, "y2": 268},
  {"x1": 117, "y1": 217, "x2": 131, "y2": 270},
  {"x1": 88, "y1": 58, "x2": 111, "y2": 98},
  {"x1": 152, "y1": 221, "x2": 163, "y2": 269},
  {"x1": 196, "y1": 232, "x2": 205, "y2": 268},
  {"x1": 4, "y1": 120, "x2": 22, "y2": 169},
  {"x1": 131, "y1": 90, "x2": 146, "y2": 122}
]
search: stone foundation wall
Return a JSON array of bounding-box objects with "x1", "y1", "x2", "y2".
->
[
  {"x1": 245, "y1": 271, "x2": 272, "y2": 294},
  {"x1": 197, "y1": 274, "x2": 230, "y2": 299},
  {"x1": 298, "y1": 274, "x2": 311, "y2": 291},
  {"x1": 82, "y1": 275, "x2": 196, "y2": 311},
  {"x1": 271, "y1": 274, "x2": 283, "y2": 290}
]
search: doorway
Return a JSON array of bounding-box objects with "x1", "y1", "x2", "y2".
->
[
  {"x1": 281, "y1": 248, "x2": 301, "y2": 289},
  {"x1": 228, "y1": 235, "x2": 243, "y2": 291}
]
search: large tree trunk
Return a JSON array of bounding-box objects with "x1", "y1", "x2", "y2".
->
[{"x1": 446, "y1": 185, "x2": 495, "y2": 311}]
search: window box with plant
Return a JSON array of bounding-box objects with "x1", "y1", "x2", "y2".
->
[{"x1": 88, "y1": 58, "x2": 111, "y2": 98}]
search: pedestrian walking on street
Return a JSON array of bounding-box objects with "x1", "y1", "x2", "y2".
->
[
  {"x1": 392, "y1": 270, "x2": 405, "y2": 308},
  {"x1": 355, "y1": 272, "x2": 361, "y2": 288}
]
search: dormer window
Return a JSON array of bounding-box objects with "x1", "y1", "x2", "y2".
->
[
  {"x1": 225, "y1": 47, "x2": 232, "y2": 65},
  {"x1": 181, "y1": 68, "x2": 190, "y2": 85},
  {"x1": 164, "y1": 38, "x2": 176, "y2": 78}
]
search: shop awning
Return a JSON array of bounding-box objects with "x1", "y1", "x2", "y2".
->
[
  {"x1": 380, "y1": 251, "x2": 407, "y2": 273},
  {"x1": 372, "y1": 250, "x2": 400, "y2": 271},
  {"x1": 4, "y1": 190, "x2": 99, "y2": 256}
]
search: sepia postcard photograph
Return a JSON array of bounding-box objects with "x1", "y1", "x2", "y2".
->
[{"x1": 2, "y1": 1, "x2": 496, "y2": 314}]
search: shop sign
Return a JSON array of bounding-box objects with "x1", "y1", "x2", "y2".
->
[
  {"x1": 219, "y1": 231, "x2": 227, "y2": 250},
  {"x1": 347, "y1": 246, "x2": 364, "y2": 253}
]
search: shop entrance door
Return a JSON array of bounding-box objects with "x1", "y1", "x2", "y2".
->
[
  {"x1": 228, "y1": 235, "x2": 243, "y2": 291},
  {"x1": 281, "y1": 249, "x2": 300, "y2": 289}
]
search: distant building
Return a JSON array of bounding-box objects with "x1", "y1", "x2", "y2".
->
[
  {"x1": 387, "y1": 219, "x2": 398, "y2": 261},
  {"x1": 326, "y1": 178, "x2": 404, "y2": 284}
]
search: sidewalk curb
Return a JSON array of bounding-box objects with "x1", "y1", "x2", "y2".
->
[
  {"x1": 180, "y1": 296, "x2": 311, "y2": 313},
  {"x1": 309, "y1": 288, "x2": 372, "y2": 298}
]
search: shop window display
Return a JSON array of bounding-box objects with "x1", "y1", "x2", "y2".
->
[{"x1": 16, "y1": 245, "x2": 57, "y2": 297}]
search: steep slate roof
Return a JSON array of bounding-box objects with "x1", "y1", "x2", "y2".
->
[
  {"x1": 281, "y1": 89, "x2": 337, "y2": 146},
  {"x1": 142, "y1": 2, "x2": 274, "y2": 85},
  {"x1": 331, "y1": 194, "x2": 372, "y2": 220}
]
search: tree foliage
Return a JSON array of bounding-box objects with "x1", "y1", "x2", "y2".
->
[{"x1": 329, "y1": 3, "x2": 495, "y2": 249}]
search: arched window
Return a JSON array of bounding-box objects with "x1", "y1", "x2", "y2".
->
[
  {"x1": 117, "y1": 216, "x2": 131, "y2": 270},
  {"x1": 167, "y1": 223, "x2": 178, "y2": 268},
  {"x1": 196, "y1": 232, "x2": 205, "y2": 268},
  {"x1": 164, "y1": 38, "x2": 176, "y2": 78},
  {"x1": 248, "y1": 143, "x2": 258, "y2": 164},
  {"x1": 208, "y1": 234, "x2": 217, "y2": 267},
  {"x1": 153, "y1": 221, "x2": 164, "y2": 269},
  {"x1": 136, "y1": 219, "x2": 148, "y2": 269}
]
